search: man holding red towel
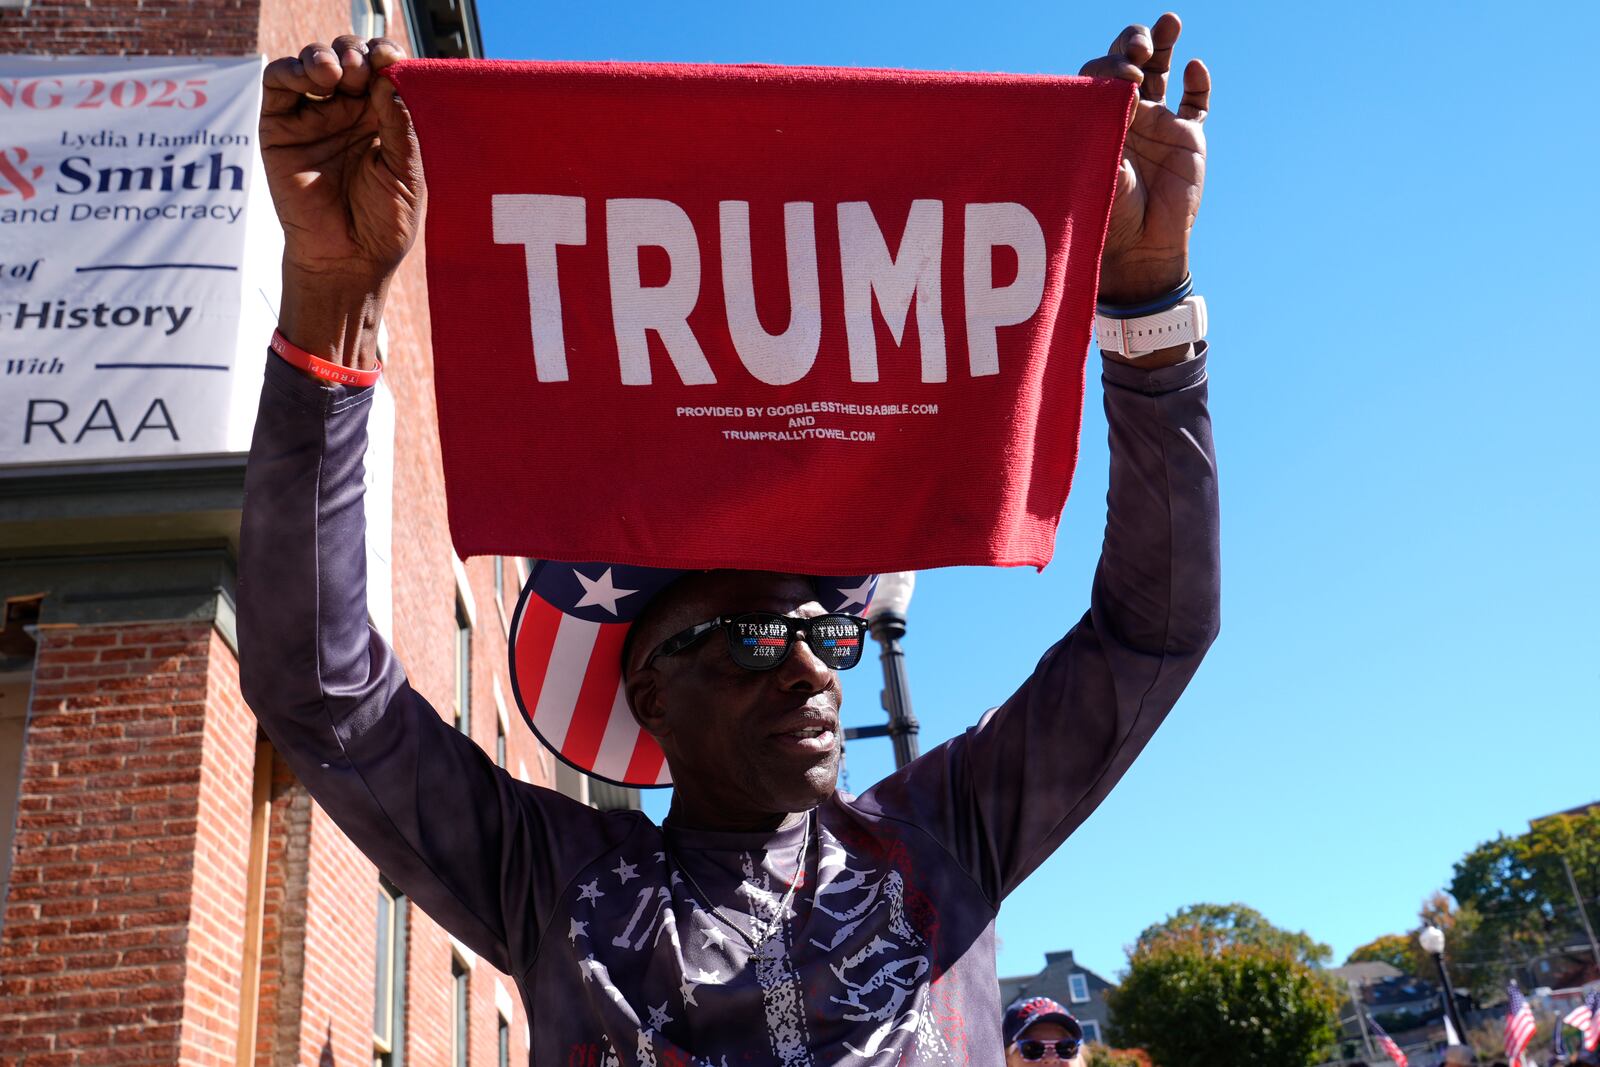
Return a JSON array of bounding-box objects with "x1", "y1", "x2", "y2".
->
[{"x1": 241, "y1": 14, "x2": 1218, "y2": 1064}]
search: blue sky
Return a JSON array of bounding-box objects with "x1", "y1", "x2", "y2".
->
[{"x1": 475, "y1": 0, "x2": 1600, "y2": 981}]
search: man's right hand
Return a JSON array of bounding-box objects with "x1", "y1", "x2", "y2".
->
[{"x1": 260, "y1": 36, "x2": 424, "y2": 367}]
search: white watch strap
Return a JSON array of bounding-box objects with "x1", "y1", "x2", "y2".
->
[{"x1": 1095, "y1": 295, "x2": 1207, "y2": 356}]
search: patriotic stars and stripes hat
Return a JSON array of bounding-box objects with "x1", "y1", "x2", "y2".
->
[{"x1": 508, "y1": 561, "x2": 877, "y2": 789}]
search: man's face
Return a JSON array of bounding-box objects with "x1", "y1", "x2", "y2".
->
[
  {"x1": 1005, "y1": 1022, "x2": 1083, "y2": 1067},
  {"x1": 625, "y1": 570, "x2": 844, "y2": 825}
]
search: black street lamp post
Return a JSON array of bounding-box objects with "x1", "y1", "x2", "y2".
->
[
  {"x1": 1419, "y1": 925, "x2": 1473, "y2": 1059},
  {"x1": 843, "y1": 572, "x2": 920, "y2": 769}
]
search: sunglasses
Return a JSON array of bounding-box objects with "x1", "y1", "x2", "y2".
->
[
  {"x1": 1014, "y1": 1039, "x2": 1080, "y2": 1062},
  {"x1": 645, "y1": 612, "x2": 870, "y2": 672}
]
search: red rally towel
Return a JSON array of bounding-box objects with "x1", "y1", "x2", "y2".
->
[{"x1": 383, "y1": 59, "x2": 1133, "y2": 573}]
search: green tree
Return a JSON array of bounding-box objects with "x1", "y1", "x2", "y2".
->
[
  {"x1": 1134, "y1": 902, "x2": 1332, "y2": 967},
  {"x1": 1447, "y1": 809, "x2": 1599, "y2": 999},
  {"x1": 1107, "y1": 904, "x2": 1341, "y2": 1067}
]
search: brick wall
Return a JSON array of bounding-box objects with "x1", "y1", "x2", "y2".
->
[
  {"x1": 176, "y1": 632, "x2": 257, "y2": 1067},
  {"x1": 0, "y1": 2, "x2": 547, "y2": 1064},
  {"x1": 0, "y1": 0, "x2": 261, "y2": 55},
  {"x1": 0, "y1": 622, "x2": 226, "y2": 1064}
]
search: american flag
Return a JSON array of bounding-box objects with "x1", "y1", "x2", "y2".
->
[
  {"x1": 1563, "y1": 989, "x2": 1599, "y2": 1052},
  {"x1": 1505, "y1": 981, "x2": 1537, "y2": 1067},
  {"x1": 1367, "y1": 1013, "x2": 1408, "y2": 1067},
  {"x1": 508, "y1": 561, "x2": 875, "y2": 788}
]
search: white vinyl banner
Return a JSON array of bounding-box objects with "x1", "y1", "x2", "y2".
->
[{"x1": 0, "y1": 55, "x2": 281, "y2": 467}]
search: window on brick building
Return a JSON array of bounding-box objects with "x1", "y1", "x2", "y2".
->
[
  {"x1": 492, "y1": 556, "x2": 504, "y2": 613},
  {"x1": 452, "y1": 954, "x2": 470, "y2": 1067},
  {"x1": 497, "y1": 1016, "x2": 509, "y2": 1067},
  {"x1": 493, "y1": 679, "x2": 511, "y2": 773},
  {"x1": 0, "y1": 594, "x2": 42, "y2": 919},
  {"x1": 554, "y1": 760, "x2": 591, "y2": 806},
  {"x1": 374, "y1": 876, "x2": 408, "y2": 1067},
  {"x1": 455, "y1": 597, "x2": 471, "y2": 737},
  {"x1": 351, "y1": 0, "x2": 387, "y2": 39}
]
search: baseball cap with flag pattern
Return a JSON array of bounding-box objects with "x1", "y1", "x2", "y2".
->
[
  {"x1": 508, "y1": 561, "x2": 877, "y2": 789},
  {"x1": 1002, "y1": 996, "x2": 1083, "y2": 1047}
]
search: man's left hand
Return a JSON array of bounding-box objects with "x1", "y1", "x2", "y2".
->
[{"x1": 1081, "y1": 12, "x2": 1210, "y2": 306}]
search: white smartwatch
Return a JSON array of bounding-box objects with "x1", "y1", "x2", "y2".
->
[{"x1": 1095, "y1": 295, "x2": 1207, "y2": 358}]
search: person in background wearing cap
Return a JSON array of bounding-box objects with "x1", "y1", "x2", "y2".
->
[
  {"x1": 1004, "y1": 997, "x2": 1086, "y2": 1066},
  {"x1": 238, "y1": 11, "x2": 1218, "y2": 1065}
]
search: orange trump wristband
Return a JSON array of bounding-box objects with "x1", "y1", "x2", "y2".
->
[{"x1": 270, "y1": 330, "x2": 382, "y2": 388}]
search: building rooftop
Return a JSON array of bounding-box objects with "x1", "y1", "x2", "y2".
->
[{"x1": 1328, "y1": 961, "x2": 1404, "y2": 985}]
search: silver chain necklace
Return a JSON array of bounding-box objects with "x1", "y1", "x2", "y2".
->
[{"x1": 667, "y1": 809, "x2": 813, "y2": 953}]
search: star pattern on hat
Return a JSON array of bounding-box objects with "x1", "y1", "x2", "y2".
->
[
  {"x1": 577, "y1": 878, "x2": 604, "y2": 903},
  {"x1": 613, "y1": 859, "x2": 639, "y2": 884},
  {"x1": 831, "y1": 577, "x2": 875, "y2": 613},
  {"x1": 573, "y1": 567, "x2": 639, "y2": 615},
  {"x1": 646, "y1": 1001, "x2": 674, "y2": 1032}
]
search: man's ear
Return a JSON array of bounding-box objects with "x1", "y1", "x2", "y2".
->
[{"x1": 624, "y1": 666, "x2": 670, "y2": 740}]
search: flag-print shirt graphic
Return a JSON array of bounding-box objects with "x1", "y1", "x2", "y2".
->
[{"x1": 237, "y1": 348, "x2": 1219, "y2": 1064}]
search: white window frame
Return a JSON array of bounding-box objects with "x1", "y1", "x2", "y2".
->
[
  {"x1": 373, "y1": 881, "x2": 400, "y2": 1058},
  {"x1": 450, "y1": 939, "x2": 474, "y2": 1067},
  {"x1": 1068, "y1": 972, "x2": 1090, "y2": 1004},
  {"x1": 452, "y1": 554, "x2": 478, "y2": 628},
  {"x1": 1079, "y1": 1019, "x2": 1101, "y2": 1044},
  {"x1": 493, "y1": 677, "x2": 510, "y2": 769},
  {"x1": 495, "y1": 979, "x2": 514, "y2": 1024},
  {"x1": 497, "y1": 978, "x2": 514, "y2": 1067},
  {"x1": 454, "y1": 596, "x2": 472, "y2": 736},
  {"x1": 351, "y1": 0, "x2": 387, "y2": 39},
  {"x1": 493, "y1": 557, "x2": 511, "y2": 628}
]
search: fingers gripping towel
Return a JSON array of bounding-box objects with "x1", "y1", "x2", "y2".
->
[{"x1": 383, "y1": 59, "x2": 1133, "y2": 573}]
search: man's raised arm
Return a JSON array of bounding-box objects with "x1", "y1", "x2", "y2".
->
[
  {"x1": 857, "y1": 14, "x2": 1221, "y2": 903},
  {"x1": 238, "y1": 36, "x2": 623, "y2": 977}
]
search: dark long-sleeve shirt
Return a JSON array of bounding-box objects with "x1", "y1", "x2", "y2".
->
[{"x1": 237, "y1": 346, "x2": 1219, "y2": 1066}]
